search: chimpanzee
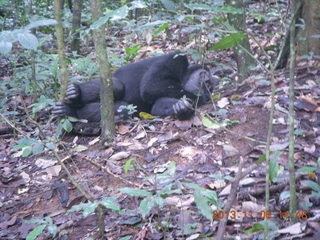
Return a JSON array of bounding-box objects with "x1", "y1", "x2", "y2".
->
[{"x1": 53, "y1": 53, "x2": 213, "y2": 122}]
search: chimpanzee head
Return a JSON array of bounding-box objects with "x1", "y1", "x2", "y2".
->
[{"x1": 183, "y1": 65, "x2": 214, "y2": 105}]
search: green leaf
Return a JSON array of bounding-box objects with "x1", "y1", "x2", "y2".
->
[
  {"x1": 22, "y1": 146, "x2": 33, "y2": 157},
  {"x1": 82, "y1": 202, "x2": 99, "y2": 217},
  {"x1": 138, "y1": 20, "x2": 167, "y2": 30},
  {"x1": 47, "y1": 224, "x2": 58, "y2": 237},
  {"x1": 153, "y1": 23, "x2": 169, "y2": 36},
  {"x1": 269, "y1": 159, "x2": 280, "y2": 182},
  {"x1": 201, "y1": 116, "x2": 215, "y2": 128},
  {"x1": 194, "y1": 190, "x2": 212, "y2": 220},
  {"x1": 183, "y1": 182, "x2": 203, "y2": 191},
  {"x1": 25, "y1": 19, "x2": 57, "y2": 30},
  {"x1": 185, "y1": 3, "x2": 211, "y2": 10},
  {"x1": 271, "y1": 151, "x2": 281, "y2": 161},
  {"x1": 139, "y1": 112, "x2": 155, "y2": 120},
  {"x1": 100, "y1": 197, "x2": 121, "y2": 211},
  {"x1": 201, "y1": 116, "x2": 227, "y2": 129},
  {"x1": 62, "y1": 119, "x2": 73, "y2": 133},
  {"x1": 125, "y1": 44, "x2": 140, "y2": 55},
  {"x1": 153, "y1": 196, "x2": 165, "y2": 209},
  {"x1": 119, "y1": 188, "x2": 152, "y2": 197},
  {"x1": 242, "y1": 223, "x2": 264, "y2": 233},
  {"x1": 119, "y1": 236, "x2": 132, "y2": 240},
  {"x1": 130, "y1": 1, "x2": 147, "y2": 10},
  {"x1": 124, "y1": 158, "x2": 134, "y2": 174},
  {"x1": 211, "y1": 92, "x2": 221, "y2": 101},
  {"x1": 108, "y1": 6, "x2": 129, "y2": 21},
  {"x1": 213, "y1": 6, "x2": 243, "y2": 14},
  {"x1": 256, "y1": 154, "x2": 266, "y2": 164},
  {"x1": 17, "y1": 32, "x2": 39, "y2": 50},
  {"x1": 140, "y1": 197, "x2": 155, "y2": 218},
  {"x1": 210, "y1": 33, "x2": 245, "y2": 51},
  {"x1": 90, "y1": 16, "x2": 109, "y2": 29},
  {"x1": 159, "y1": 183, "x2": 182, "y2": 196},
  {"x1": 160, "y1": 0, "x2": 176, "y2": 10},
  {"x1": 26, "y1": 224, "x2": 46, "y2": 240},
  {"x1": 0, "y1": 41, "x2": 12, "y2": 55},
  {"x1": 294, "y1": 128, "x2": 304, "y2": 136},
  {"x1": 91, "y1": 6, "x2": 129, "y2": 29},
  {"x1": 0, "y1": 30, "x2": 19, "y2": 42},
  {"x1": 32, "y1": 142, "x2": 44, "y2": 155},
  {"x1": 45, "y1": 142, "x2": 56, "y2": 151},
  {"x1": 303, "y1": 180, "x2": 320, "y2": 193},
  {"x1": 298, "y1": 166, "x2": 316, "y2": 173},
  {"x1": 279, "y1": 191, "x2": 290, "y2": 201},
  {"x1": 67, "y1": 201, "x2": 99, "y2": 217}
]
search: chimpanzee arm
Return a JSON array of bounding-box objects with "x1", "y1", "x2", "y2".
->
[
  {"x1": 140, "y1": 53, "x2": 189, "y2": 104},
  {"x1": 52, "y1": 102, "x2": 78, "y2": 118},
  {"x1": 151, "y1": 97, "x2": 194, "y2": 120}
]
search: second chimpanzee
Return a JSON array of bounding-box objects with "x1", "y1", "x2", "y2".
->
[{"x1": 53, "y1": 53, "x2": 213, "y2": 122}]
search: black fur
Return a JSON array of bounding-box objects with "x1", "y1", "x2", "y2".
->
[{"x1": 53, "y1": 53, "x2": 213, "y2": 122}]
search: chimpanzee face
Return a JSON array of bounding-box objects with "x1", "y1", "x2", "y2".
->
[{"x1": 184, "y1": 69, "x2": 213, "y2": 105}]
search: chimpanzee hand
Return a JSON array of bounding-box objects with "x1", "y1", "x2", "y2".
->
[{"x1": 173, "y1": 98, "x2": 192, "y2": 115}]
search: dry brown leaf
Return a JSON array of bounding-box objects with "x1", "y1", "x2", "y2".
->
[
  {"x1": 117, "y1": 124, "x2": 130, "y2": 135},
  {"x1": 109, "y1": 151, "x2": 130, "y2": 161}
]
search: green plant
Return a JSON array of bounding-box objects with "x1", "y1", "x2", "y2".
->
[
  {"x1": 25, "y1": 216, "x2": 58, "y2": 240},
  {"x1": 117, "y1": 104, "x2": 137, "y2": 116},
  {"x1": 67, "y1": 197, "x2": 121, "y2": 217},
  {"x1": 29, "y1": 95, "x2": 55, "y2": 117},
  {"x1": 55, "y1": 117, "x2": 79, "y2": 136},
  {"x1": 119, "y1": 162, "x2": 182, "y2": 218},
  {"x1": 119, "y1": 161, "x2": 221, "y2": 222},
  {"x1": 0, "y1": 17, "x2": 56, "y2": 55},
  {"x1": 13, "y1": 137, "x2": 56, "y2": 157}
]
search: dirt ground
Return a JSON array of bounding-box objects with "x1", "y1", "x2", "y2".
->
[{"x1": 1, "y1": 61, "x2": 320, "y2": 239}]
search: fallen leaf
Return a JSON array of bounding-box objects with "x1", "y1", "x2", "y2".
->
[
  {"x1": 277, "y1": 222, "x2": 305, "y2": 235},
  {"x1": 134, "y1": 131, "x2": 146, "y2": 140},
  {"x1": 217, "y1": 97, "x2": 229, "y2": 108},
  {"x1": 35, "y1": 158, "x2": 57, "y2": 169},
  {"x1": 109, "y1": 151, "x2": 130, "y2": 161},
  {"x1": 147, "y1": 137, "x2": 158, "y2": 147},
  {"x1": 223, "y1": 144, "x2": 239, "y2": 157},
  {"x1": 118, "y1": 124, "x2": 130, "y2": 135}
]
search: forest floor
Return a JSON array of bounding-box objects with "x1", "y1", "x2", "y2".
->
[{"x1": 1, "y1": 1, "x2": 320, "y2": 240}]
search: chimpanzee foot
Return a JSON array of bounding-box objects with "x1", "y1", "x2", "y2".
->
[
  {"x1": 52, "y1": 102, "x2": 69, "y2": 117},
  {"x1": 65, "y1": 83, "x2": 80, "y2": 103},
  {"x1": 173, "y1": 98, "x2": 192, "y2": 115}
]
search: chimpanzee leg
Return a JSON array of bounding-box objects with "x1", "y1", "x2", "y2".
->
[
  {"x1": 65, "y1": 77, "x2": 124, "y2": 105},
  {"x1": 75, "y1": 100, "x2": 130, "y2": 122},
  {"x1": 54, "y1": 78, "x2": 125, "y2": 119}
]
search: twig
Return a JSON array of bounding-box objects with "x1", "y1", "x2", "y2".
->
[
  {"x1": 53, "y1": 150, "x2": 94, "y2": 201},
  {"x1": 0, "y1": 112, "x2": 26, "y2": 137},
  {"x1": 85, "y1": 156, "x2": 141, "y2": 188},
  {"x1": 216, "y1": 158, "x2": 258, "y2": 240}
]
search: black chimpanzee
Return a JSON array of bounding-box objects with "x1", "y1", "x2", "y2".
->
[{"x1": 53, "y1": 52, "x2": 213, "y2": 122}]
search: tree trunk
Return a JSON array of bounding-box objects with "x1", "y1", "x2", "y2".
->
[
  {"x1": 54, "y1": 0, "x2": 69, "y2": 101},
  {"x1": 296, "y1": 0, "x2": 320, "y2": 55},
  {"x1": 225, "y1": 0, "x2": 255, "y2": 82},
  {"x1": 71, "y1": 0, "x2": 82, "y2": 53},
  {"x1": 90, "y1": 0, "x2": 115, "y2": 144}
]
